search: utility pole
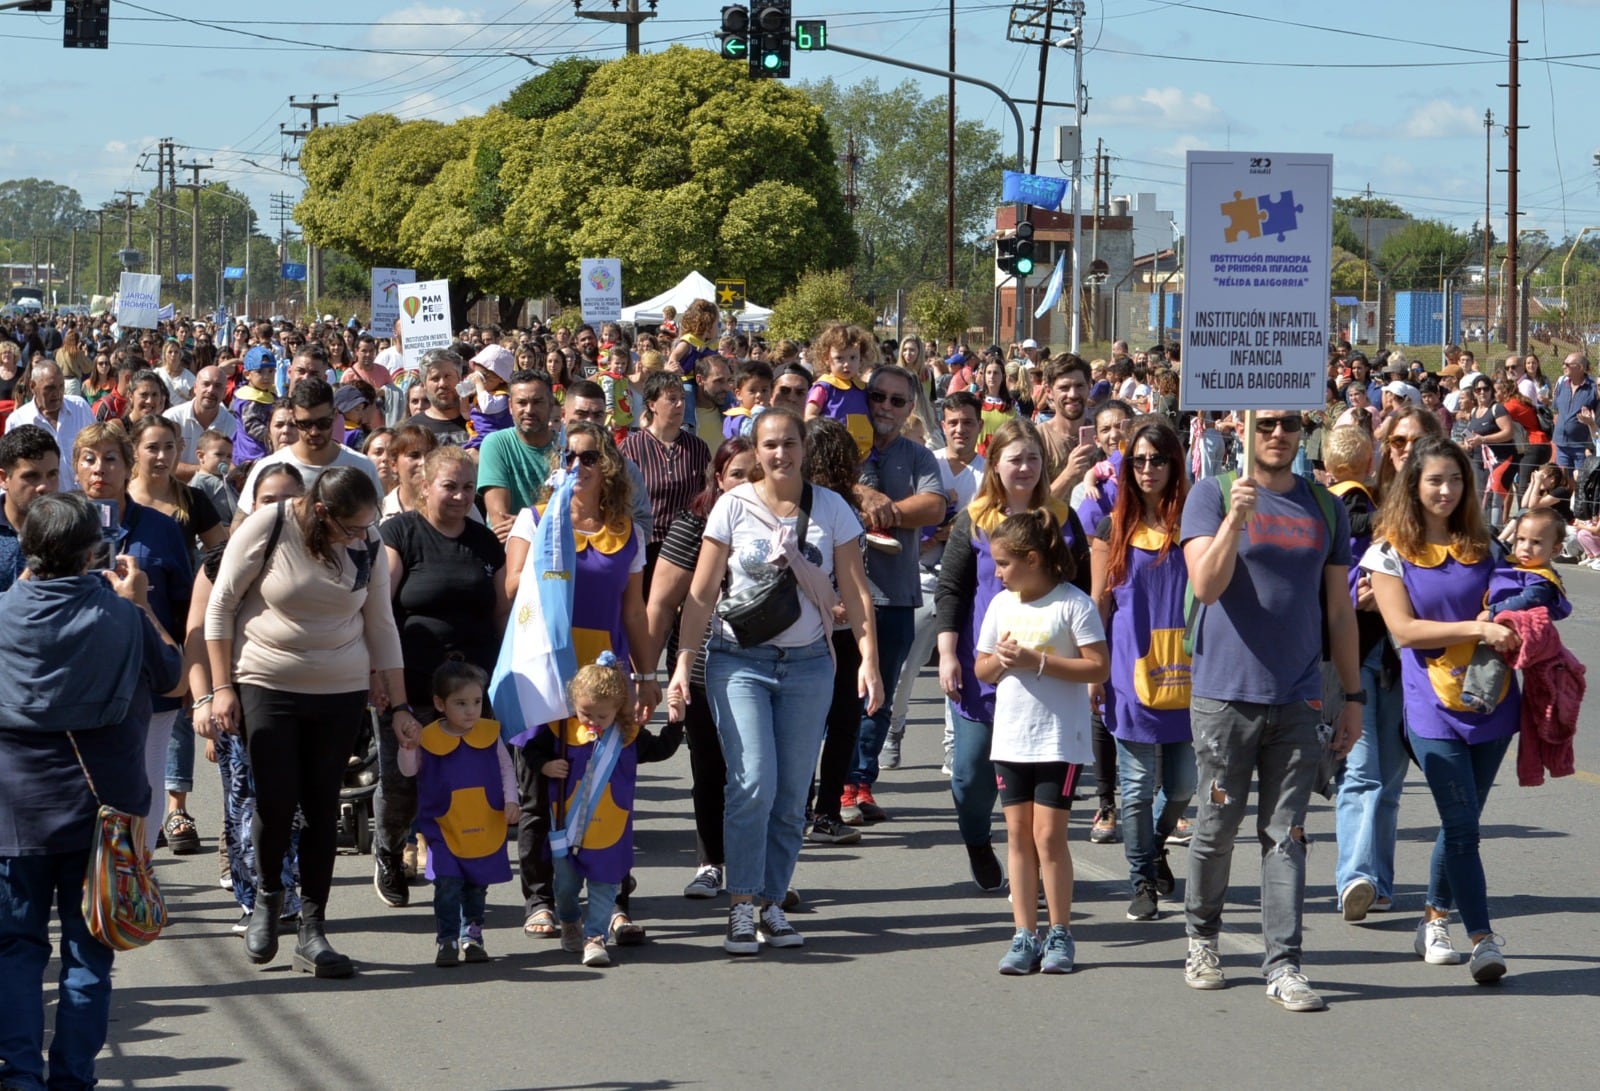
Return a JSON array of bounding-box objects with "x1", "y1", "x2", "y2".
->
[
  {"x1": 1362, "y1": 182, "x2": 1372, "y2": 304},
  {"x1": 68, "y1": 228, "x2": 76, "y2": 305},
  {"x1": 283, "y1": 95, "x2": 337, "y2": 313},
  {"x1": 178, "y1": 159, "x2": 212, "y2": 318},
  {"x1": 1503, "y1": 0, "x2": 1522, "y2": 353},
  {"x1": 575, "y1": 0, "x2": 656, "y2": 55},
  {"x1": 216, "y1": 215, "x2": 227, "y2": 309},
  {"x1": 1091, "y1": 138, "x2": 1102, "y2": 340},
  {"x1": 1483, "y1": 108, "x2": 1493, "y2": 356},
  {"x1": 946, "y1": 0, "x2": 955, "y2": 288},
  {"x1": 94, "y1": 208, "x2": 104, "y2": 297}
]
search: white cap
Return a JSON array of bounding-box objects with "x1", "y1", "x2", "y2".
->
[
  {"x1": 1383, "y1": 380, "x2": 1420, "y2": 405},
  {"x1": 1020, "y1": 338, "x2": 1038, "y2": 349}
]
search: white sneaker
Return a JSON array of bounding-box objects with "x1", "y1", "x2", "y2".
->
[
  {"x1": 1469, "y1": 933, "x2": 1508, "y2": 984},
  {"x1": 683, "y1": 864, "x2": 724, "y2": 899},
  {"x1": 1341, "y1": 878, "x2": 1376, "y2": 922},
  {"x1": 1414, "y1": 917, "x2": 1462, "y2": 965}
]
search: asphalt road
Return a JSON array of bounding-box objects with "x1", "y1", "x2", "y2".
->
[{"x1": 82, "y1": 568, "x2": 1600, "y2": 1089}]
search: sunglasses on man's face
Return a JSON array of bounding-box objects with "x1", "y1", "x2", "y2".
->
[
  {"x1": 293, "y1": 414, "x2": 336, "y2": 433},
  {"x1": 1253, "y1": 416, "x2": 1304, "y2": 435},
  {"x1": 564, "y1": 448, "x2": 602, "y2": 467},
  {"x1": 868, "y1": 389, "x2": 909, "y2": 409}
]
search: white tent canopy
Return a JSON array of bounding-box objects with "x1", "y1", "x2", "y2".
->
[{"x1": 619, "y1": 270, "x2": 770, "y2": 328}]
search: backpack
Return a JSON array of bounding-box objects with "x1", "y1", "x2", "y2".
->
[
  {"x1": 1575, "y1": 457, "x2": 1600, "y2": 521},
  {"x1": 1181, "y1": 471, "x2": 1342, "y2": 657}
]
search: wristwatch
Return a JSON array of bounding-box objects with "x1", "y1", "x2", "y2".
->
[
  {"x1": 1342, "y1": 691, "x2": 1367, "y2": 706},
  {"x1": 630, "y1": 672, "x2": 655, "y2": 683},
  {"x1": 392, "y1": 703, "x2": 416, "y2": 718}
]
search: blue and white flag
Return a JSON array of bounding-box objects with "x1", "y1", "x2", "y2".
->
[
  {"x1": 223, "y1": 266, "x2": 245, "y2": 281},
  {"x1": 490, "y1": 465, "x2": 579, "y2": 746},
  {"x1": 1034, "y1": 253, "x2": 1067, "y2": 319},
  {"x1": 1002, "y1": 170, "x2": 1070, "y2": 211}
]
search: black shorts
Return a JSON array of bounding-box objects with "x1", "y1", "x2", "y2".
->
[{"x1": 994, "y1": 760, "x2": 1079, "y2": 810}]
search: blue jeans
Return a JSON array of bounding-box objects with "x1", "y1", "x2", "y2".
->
[
  {"x1": 216, "y1": 731, "x2": 302, "y2": 916},
  {"x1": 889, "y1": 574, "x2": 940, "y2": 732},
  {"x1": 1185, "y1": 697, "x2": 1321, "y2": 977},
  {"x1": 0, "y1": 850, "x2": 115, "y2": 1091},
  {"x1": 552, "y1": 855, "x2": 618, "y2": 941},
  {"x1": 1407, "y1": 729, "x2": 1511, "y2": 937},
  {"x1": 1555, "y1": 443, "x2": 1590, "y2": 471},
  {"x1": 432, "y1": 875, "x2": 488, "y2": 945},
  {"x1": 707, "y1": 634, "x2": 834, "y2": 900},
  {"x1": 949, "y1": 704, "x2": 998, "y2": 847},
  {"x1": 164, "y1": 709, "x2": 195, "y2": 794},
  {"x1": 851, "y1": 605, "x2": 916, "y2": 787},
  {"x1": 1334, "y1": 642, "x2": 1407, "y2": 903},
  {"x1": 1115, "y1": 738, "x2": 1196, "y2": 889}
]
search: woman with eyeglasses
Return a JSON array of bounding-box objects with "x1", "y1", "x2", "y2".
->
[
  {"x1": 1087, "y1": 420, "x2": 1194, "y2": 922},
  {"x1": 504, "y1": 421, "x2": 659, "y2": 945},
  {"x1": 81, "y1": 351, "x2": 117, "y2": 410},
  {"x1": 371, "y1": 447, "x2": 507, "y2": 909},
  {"x1": 207, "y1": 466, "x2": 407, "y2": 979},
  {"x1": 936, "y1": 418, "x2": 1090, "y2": 891}
]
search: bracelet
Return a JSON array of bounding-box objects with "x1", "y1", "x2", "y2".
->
[
  {"x1": 630, "y1": 672, "x2": 655, "y2": 683},
  {"x1": 212, "y1": 683, "x2": 235, "y2": 693},
  {"x1": 392, "y1": 703, "x2": 415, "y2": 719},
  {"x1": 193, "y1": 694, "x2": 214, "y2": 709},
  {"x1": 1036, "y1": 652, "x2": 1047, "y2": 678}
]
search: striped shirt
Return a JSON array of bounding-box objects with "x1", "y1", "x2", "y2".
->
[{"x1": 619, "y1": 426, "x2": 711, "y2": 545}]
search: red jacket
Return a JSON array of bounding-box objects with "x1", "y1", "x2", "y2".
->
[{"x1": 1498, "y1": 607, "x2": 1585, "y2": 786}]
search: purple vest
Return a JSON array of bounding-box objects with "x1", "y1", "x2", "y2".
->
[{"x1": 416, "y1": 719, "x2": 513, "y2": 887}]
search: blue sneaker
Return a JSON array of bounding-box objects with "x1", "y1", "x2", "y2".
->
[
  {"x1": 1040, "y1": 924, "x2": 1076, "y2": 974},
  {"x1": 998, "y1": 928, "x2": 1042, "y2": 975}
]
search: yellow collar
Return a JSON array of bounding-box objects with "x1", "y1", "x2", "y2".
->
[
  {"x1": 1516, "y1": 561, "x2": 1562, "y2": 587},
  {"x1": 681, "y1": 333, "x2": 705, "y2": 349},
  {"x1": 420, "y1": 718, "x2": 501, "y2": 755},
  {"x1": 1398, "y1": 542, "x2": 1475, "y2": 568},
  {"x1": 724, "y1": 406, "x2": 755, "y2": 418},
  {"x1": 1327, "y1": 479, "x2": 1373, "y2": 501},
  {"x1": 1128, "y1": 524, "x2": 1173, "y2": 551},
  {"x1": 971, "y1": 496, "x2": 1071, "y2": 536},
  {"x1": 817, "y1": 373, "x2": 861, "y2": 391},
  {"x1": 575, "y1": 519, "x2": 633, "y2": 554}
]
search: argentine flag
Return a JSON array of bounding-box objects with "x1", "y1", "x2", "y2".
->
[{"x1": 490, "y1": 464, "x2": 578, "y2": 746}]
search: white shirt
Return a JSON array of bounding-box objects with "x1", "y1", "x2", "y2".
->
[
  {"x1": 5, "y1": 395, "x2": 94, "y2": 475},
  {"x1": 977, "y1": 582, "x2": 1105, "y2": 764},
  {"x1": 164, "y1": 398, "x2": 238, "y2": 463},
  {"x1": 236, "y1": 445, "x2": 383, "y2": 517},
  {"x1": 936, "y1": 449, "x2": 986, "y2": 511},
  {"x1": 157, "y1": 368, "x2": 198, "y2": 405}
]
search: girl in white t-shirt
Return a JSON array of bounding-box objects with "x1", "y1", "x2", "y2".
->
[{"x1": 975, "y1": 508, "x2": 1108, "y2": 976}]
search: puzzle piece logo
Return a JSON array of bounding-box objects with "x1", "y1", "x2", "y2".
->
[{"x1": 1220, "y1": 189, "x2": 1304, "y2": 243}]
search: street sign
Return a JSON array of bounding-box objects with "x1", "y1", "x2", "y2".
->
[
  {"x1": 716, "y1": 278, "x2": 746, "y2": 310},
  {"x1": 795, "y1": 20, "x2": 826, "y2": 50}
]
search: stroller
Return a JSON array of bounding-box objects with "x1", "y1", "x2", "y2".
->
[{"x1": 337, "y1": 709, "x2": 380, "y2": 854}]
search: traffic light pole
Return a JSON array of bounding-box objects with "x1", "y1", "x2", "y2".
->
[{"x1": 820, "y1": 41, "x2": 1028, "y2": 347}]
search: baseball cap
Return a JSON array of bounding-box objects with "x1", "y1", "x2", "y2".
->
[
  {"x1": 1020, "y1": 338, "x2": 1038, "y2": 350},
  {"x1": 333, "y1": 385, "x2": 370, "y2": 415},
  {"x1": 1382, "y1": 358, "x2": 1408, "y2": 375},
  {"x1": 1383, "y1": 381, "x2": 1420, "y2": 405},
  {"x1": 1440, "y1": 364, "x2": 1465, "y2": 379},
  {"x1": 471, "y1": 344, "x2": 515, "y2": 383},
  {"x1": 244, "y1": 346, "x2": 276, "y2": 372}
]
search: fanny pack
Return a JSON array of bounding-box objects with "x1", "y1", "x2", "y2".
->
[{"x1": 716, "y1": 484, "x2": 813, "y2": 648}]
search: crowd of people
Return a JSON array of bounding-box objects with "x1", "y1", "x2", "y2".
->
[{"x1": 0, "y1": 301, "x2": 1590, "y2": 1087}]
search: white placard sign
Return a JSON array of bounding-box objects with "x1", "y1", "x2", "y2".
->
[
  {"x1": 1180, "y1": 151, "x2": 1333, "y2": 410},
  {"x1": 579, "y1": 258, "x2": 622, "y2": 324},
  {"x1": 116, "y1": 272, "x2": 162, "y2": 330},
  {"x1": 396, "y1": 279, "x2": 452, "y2": 370},
  {"x1": 371, "y1": 267, "x2": 415, "y2": 331}
]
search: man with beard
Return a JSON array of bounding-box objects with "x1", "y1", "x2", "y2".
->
[
  {"x1": 478, "y1": 369, "x2": 558, "y2": 542},
  {"x1": 1178, "y1": 409, "x2": 1363, "y2": 1012},
  {"x1": 1034, "y1": 354, "x2": 1098, "y2": 501},
  {"x1": 0, "y1": 426, "x2": 61, "y2": 590},
  {"x1": 573, "y1": 324, "x2": 601, "y2": 378},
  {"x1": 234, "y1": 378, "x2": 383, "y2": 517},
  {"x1": 168, "y1": 366, "x2": 238, "y2": 483},
  {"x1": 404, "y1": 349, "x2": 472, "y2": 448}
]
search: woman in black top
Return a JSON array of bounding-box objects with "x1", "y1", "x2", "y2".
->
[{"x1": 372, "y1": 446, "x2": 507, "y2": 908}]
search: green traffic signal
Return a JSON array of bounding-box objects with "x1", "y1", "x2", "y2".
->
[
  {"x1": 1014, "y1": 254, "x2": 1035, "y2": 277},
  {"x1": 762, "y1": 52, "x2": 780, "y2": 69}
]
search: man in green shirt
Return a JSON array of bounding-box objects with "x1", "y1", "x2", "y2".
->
[{"x1": 478, "y1": 369, "x2": 557, "y2": 542}]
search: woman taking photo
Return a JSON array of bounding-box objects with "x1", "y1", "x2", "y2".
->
[
  {"x1": 937, "y1": 418, "x2": 1090, "y2": 890},
  {"x1": 644, "y1": 436, "x2": 756, "y2": 899},
  {"x1": 206, "y1": 466, "x2": 408, "y2": 979},
  {"x1": 1088, "y1": 421, "x2": 1193, "y2": 922},
  {"x1": 620, "y1": 370, "x2": 712, "y2": 580},
  {"x1": 505, "y1": 421, "x2": 657, "y2": 943},
  {"x1": 73, "y1": 421, "x2": 196, "y2": 853},
  {"x1": 668, "y1": 409, "x2": 881, "y2": 954},
  {"x1": 1362, "y1": 436, "x2": 1520, "y2": 984},
  {"x1": 372, "y1": 447, "x2": 507, "y2": 908},
  {"x1": 0, "y1": 494, "x2": 183, "y2": 1091}
]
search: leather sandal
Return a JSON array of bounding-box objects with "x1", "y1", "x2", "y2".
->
[{"x1": 522, "y1": 908, "x2": 558, "y2": 937}]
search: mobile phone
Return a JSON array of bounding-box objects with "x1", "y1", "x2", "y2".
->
[
  {"x1": 91, "y1": 499, "x2": 119, "y2": 571},
  {"x1": 1079, "y1": 425, "x2": 1097, "y2": 448}
]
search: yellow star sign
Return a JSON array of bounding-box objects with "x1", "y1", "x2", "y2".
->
[{"x1": 715, "y1": 278, "x2": 746, "y2": 310}]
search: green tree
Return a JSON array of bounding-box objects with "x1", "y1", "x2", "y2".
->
[
  {"x1": 1333, "y1": 194, "x2": 1407, "y2": 220},
  {"x1": 1376, "y1": 220, "x2": 1473, "y2": 289},
  {"x1": 502, "y1": 57, "x2": 602, "y2": 121},
  {"x1": 1330, "y1": 245, "x2": 1371, "y2": 294},
  {"x1": 799, "y1": 78, "x2": 1005, "y2": 304},
  {"x1": 0, "y1": 178, "x2": 88, "y2": 238},
  {"x1": 765, "y1": 268, "x2": 874, "y2": 341},
  {"x1": 905, "y1": 283, "x2": 973, "y2": 344}
]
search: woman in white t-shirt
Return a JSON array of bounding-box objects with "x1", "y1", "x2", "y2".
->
[
  {"x1": 669, "y1": 409, "x2": 882, "y2": 956},
  {"x1": 974, "y1": 508, "x2": 1107, "y2": 976}
]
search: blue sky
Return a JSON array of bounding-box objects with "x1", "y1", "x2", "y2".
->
[{"x1": 4, "y1": 0, "x2": 1599, "y2": 245}]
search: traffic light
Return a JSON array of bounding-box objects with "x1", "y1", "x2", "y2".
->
[
  {"x1": 750, "y1": 0, "x2": 791, "y2": 79},
  {"x1": 717, "y1": 4, "x2": 749, "y2": 62},
  {"x1": 63, "y1": 1, "x2": 109, "y2": 49},
  {"x1": 1013, "y1": 220, "x2": 1036, "y2": 277}
]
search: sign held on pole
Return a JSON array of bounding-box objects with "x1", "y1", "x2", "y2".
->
[{"x1": 397, "y1": 279, "x2": 453, "y2": 370}]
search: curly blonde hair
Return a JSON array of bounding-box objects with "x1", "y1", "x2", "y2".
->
[{"x1": 568, "y1": 655, "x2": 638, "y2": 744}]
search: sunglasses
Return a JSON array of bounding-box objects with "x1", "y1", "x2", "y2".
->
[
  {"x1": 1253, "y1": 417, "x2": 1304, "y2": 435},
  {"x1": 1130, "y1": 454, "x2": 1172, "y2": 470},
  {"x1": 1387, "y1": 435, "x2": 1418, "y2": 451},
  {"x1": 564, "y1": 448, "x2": 602, "y2": 467},
  {"x1": 293, "y1": 415, "x2": 336, "y2": 433},
  {"x1": 868, "y1": 390, "x2": 910, "y2": 408}
]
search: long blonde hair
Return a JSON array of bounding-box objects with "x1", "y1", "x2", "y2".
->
[{"x1": 967, "y1": 417, "x2": 1068, "y2": 532}]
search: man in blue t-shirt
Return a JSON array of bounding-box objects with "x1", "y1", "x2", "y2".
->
[
  {"x1": 1552, "y1": 352, "x2": 1597, "y2": 470},
  {"x1": 1177, "y1": 408, "x2": 1364, "y2": 1013}
]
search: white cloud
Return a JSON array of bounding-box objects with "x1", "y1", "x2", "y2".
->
[
  {"x1": 1096, "y1": 87, "x2": 1225, "y2": 131},
  {"x1": 1339, "y1": 100, "x2": 1481, "y2": 141}
]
